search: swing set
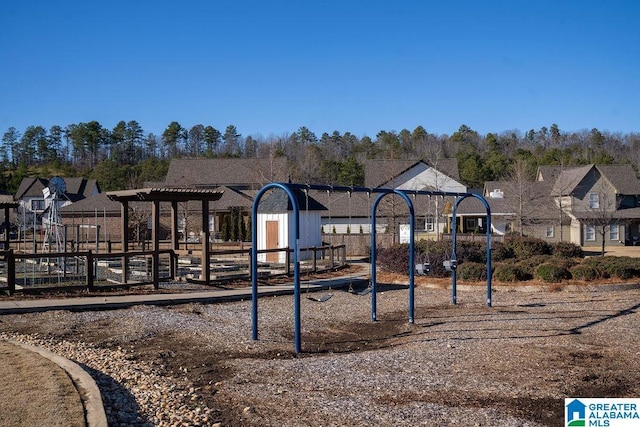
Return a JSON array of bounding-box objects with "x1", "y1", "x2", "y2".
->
[{"x1": 251, "y1": 182, "x2": 492, "y2": 353}]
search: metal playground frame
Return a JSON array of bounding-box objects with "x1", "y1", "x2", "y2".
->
[{"x1": 251, "y1": 183, "x2": 492, "y2": 353}]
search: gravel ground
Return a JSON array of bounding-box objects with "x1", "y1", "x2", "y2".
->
[{"x1": 1, "y1": 282, "x2": 640, "y2": 426}]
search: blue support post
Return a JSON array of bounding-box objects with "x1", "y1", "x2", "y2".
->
[{"x1": 451, "y1": 198, "x2": 459, "y2": 305}]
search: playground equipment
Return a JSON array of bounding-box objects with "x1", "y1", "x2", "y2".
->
[
  {"x1": 42, "y1": 176, "x2": 67, "y2": 253},
  {"x1": 251, "y1": 182, "x2": 492, "y2": 353}
]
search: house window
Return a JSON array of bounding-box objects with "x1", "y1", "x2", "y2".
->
[
  {"x1": 589, "y1": 193, "x2": 600, "y2": 209},
  {"x1": 546, "y1": 226, "x2": 554, "y2": 238},
  {"x1": 609, "y1": 224, "x2": 619, "y2": 240},
  {"x1": 30, "y1": 199, "x2": 45, "y2": 211},
  {"x1": 586, "y1": 225, "x2": 596, "y2": 241},
  {"x1": 465, "y1": 218, "x2": 477, "y2": 232},
  {"x1": 425, "y1": 215, "x2": 434, "y2": 232}
]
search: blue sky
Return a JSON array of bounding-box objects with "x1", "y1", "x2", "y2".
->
[{"x1": 1, "y1": 0, "x2": 639, "y2": 140}]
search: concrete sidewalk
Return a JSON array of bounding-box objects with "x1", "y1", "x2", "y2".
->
[{"x1": 0, "y1": 275, "x2": 370, "y2": 315}]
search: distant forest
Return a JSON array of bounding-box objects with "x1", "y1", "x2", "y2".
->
[{"x1": 2, "y1": 121, "x2": 640, "y2": 193}]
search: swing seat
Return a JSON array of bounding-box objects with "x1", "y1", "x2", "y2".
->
[
  {"x1": 356, "y1": 287, "x2": 371, "y2": 296},
  {"x1": 308, "y1": 293, "x2": 333, "y2": 302},
  {"x1": 415, "y1": 263, "x2": 430, "y2": 276}
]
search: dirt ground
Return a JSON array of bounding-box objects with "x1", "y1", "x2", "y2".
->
[
  {"x1": 2, "y1": 248, "x2": 640, "y2": 426},
  {"x1": 2, "y1": 278, "x2": 639, "y2": 426}
]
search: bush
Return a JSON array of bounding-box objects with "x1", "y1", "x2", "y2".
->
[
  {"x1": 493, "y1": 263, "x2": 532, "y2": 282},
  {"x1": 583, "y1": 256, "x2": 640, "y2": 280},
  {"x1": 535, "y1": 263, "x2": 571, "y2": 282},
  {"x1": 376, "y1": 244, "x2": 410, "y2": 274},
  {"x1": 491, "y1": 241, "x2": 514, "y2": 262},
  {"x1": 570, "y1": 265, "x2": 599, "y2": 281},
  {"x1": 504, "y1": 236, "x2": 552, "y2": 259},
  {"x1": 457, "y1": 241, "x2": 486, "y2": 264},
  {"x1": 457, "y1": 262, "x2": 487, "y2": 281},
  {"x1": 516, "y1": 255, "x2": 553, "y2": 276},
  {"x1": 552, "y1": 241, "x2": 584, "y2": 259}
]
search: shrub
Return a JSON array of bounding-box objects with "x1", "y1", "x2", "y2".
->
[
  {"x1": 457, "y1": 262, "x2": 487, "y2": 281},
  {"x1": 583, "y1": 256, "x2": 640, "y2": 280},
  {"x1": 493, "y1": 263, "x2": 532, "y2": 282},
  {"x1": 516, "y1": 255, "x2": 553, "y2": 276},
  {"x1": 552, "y1": 241, "x2": 584, "y2": 259},
  {"x1": 535, "y1": 263, "x2": 571, "y2": 282},
  {"x1": 504, "y1": 236, "x2": 552, "y2": 259},
  {"x1": 570, "y1": 265, "x2": 599, "y2": 281},
  {"x1": 491, "y1": 241, "x2": 514, "y2": 262},
  {"x1": 376, "y1": 244, "x2": 410, "y2": 274},
  {"x1": 457, "y1": 240, "x2": 487, "y2": 264}
]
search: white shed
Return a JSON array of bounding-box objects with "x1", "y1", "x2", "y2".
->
[{"x1": 256, "y1": 190, "x2": 326, "y2": 263}]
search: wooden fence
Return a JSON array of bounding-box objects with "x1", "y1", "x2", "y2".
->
[{"x1": 0, "y1": 244, "x2": 346, "y2": 295}]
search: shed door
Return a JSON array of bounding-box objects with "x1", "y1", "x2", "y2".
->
[{"x1": 266, "y1": 220, "x2": 279, "y2": 263}]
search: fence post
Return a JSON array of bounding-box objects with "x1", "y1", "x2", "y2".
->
[
  {"x1": 169, "y1": 251, "x2": 176, "y2": 280},
  {"x1": 7, "y1": 249, "x2": 15, "y2": 295},
  {"x1": 86, "y1": 250, "x2": 94, "y2": 291},
  {"x1": 330, "y1": 245, "x2": 335, "y2": 268}
]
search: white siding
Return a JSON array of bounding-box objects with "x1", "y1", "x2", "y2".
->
[{"x1": 257, "y1": 211, "x2": 323, "y2": 263}]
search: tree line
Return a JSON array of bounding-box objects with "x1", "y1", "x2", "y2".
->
[{"x1": 2, "y1": 120, "x2": 640, "y2": 193}]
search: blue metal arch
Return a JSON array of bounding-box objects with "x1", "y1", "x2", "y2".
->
[
  {"x1": 369, "y1": 190, "x2": 416, "y2": 323},
  {"x1": 450, "y1": 193, "x2": 493, "y2": 307},
  {"x1": 251, "y1": 183, "x2": 303, "y2": 353}
]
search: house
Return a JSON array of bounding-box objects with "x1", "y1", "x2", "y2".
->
[
  {"x1": 15, "y1": 177, "x2": 99, "y2": 229},
  {"x1": 57, "y1": 158, "x2": 466, "y2": 248},
  {"x1": 542, "y1": 164, "x2": 640, "y2": 246},
  {"x1": 453, "y1": 179, "x2": 563, "y2": 238},
  {"x1": 318, "y1": 159, "x2": 466, "y2": 236},
  {"x1": 454, "y1": 164, "x2": 640, "y2": 246},
  {"x1": 60, "y1": 192, "x2": 141, "y2": 246}
]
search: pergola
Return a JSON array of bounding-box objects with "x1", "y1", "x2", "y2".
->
[{"x1": 106, "y1": 187, "x2": 224, "y2": 287}]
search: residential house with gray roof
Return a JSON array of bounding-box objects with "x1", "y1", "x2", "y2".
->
[
  {"x1": 455, "y1": 164, "x2": 640, "y2": 247},
  {"x1": 15, "y1": 177, "x2": 99, "y2": 230},
  {"x1": 548, "y1": 164, "x2": 640, "y2": 246}
]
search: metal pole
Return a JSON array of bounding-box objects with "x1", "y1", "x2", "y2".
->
[{"x1": 451, "y1": 198, "x2": 458, "y2": 304}]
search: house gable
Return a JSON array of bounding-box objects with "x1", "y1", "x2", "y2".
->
[{"x1": 365, "y1": 159, "x2": 465, "y2": 192}]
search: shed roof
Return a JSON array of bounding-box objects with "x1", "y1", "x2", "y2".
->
[{"x1": 257, "y1": 190, "x2": 326, "y2": 213}]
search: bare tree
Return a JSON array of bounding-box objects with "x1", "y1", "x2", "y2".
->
[
  {"x1": 582, "y1": 184, "x2": 620, "y2": 256},
  {"x1": 502, "y1": 158, "x2": 547, "y2": 236}
]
